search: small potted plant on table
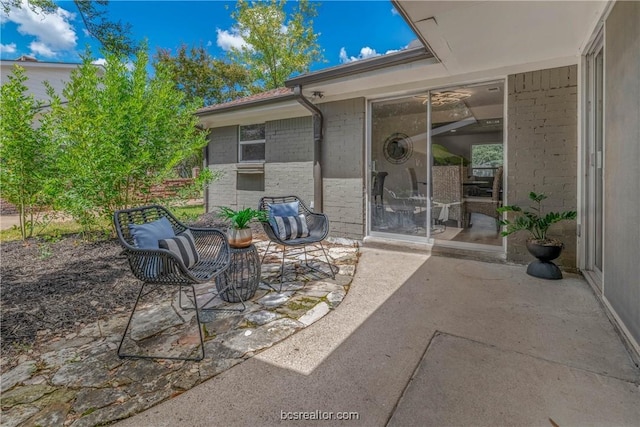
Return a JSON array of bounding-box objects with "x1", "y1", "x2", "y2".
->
[
  {"x1": 497, "y1": 192, "x2": 577, "y2": 280},
  {"x1": 219, "y1": 206, "x2": 267, "y2": 248}
]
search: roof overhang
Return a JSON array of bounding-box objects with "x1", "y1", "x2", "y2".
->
[
  {"x1": 196, "y1": 97, "x2": 311, "y2": 128},
  {"x1": 392, "y1": 0, "x2": 608, "y2": 76}
]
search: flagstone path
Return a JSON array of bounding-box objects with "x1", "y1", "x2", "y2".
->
[{"x1": 0, "y1": 240, "x2": 358, "y2": 427}]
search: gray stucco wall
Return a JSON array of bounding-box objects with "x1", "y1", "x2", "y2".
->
[
  {"x1": 319, "y1": 98, "x2": 366, "y2": 240},
  {"x1": 506, "y1": 65, "x2": 578, "y2": 268},
  {"x1": 603, "y1": 0, "x2": 640, "y2": 345}
]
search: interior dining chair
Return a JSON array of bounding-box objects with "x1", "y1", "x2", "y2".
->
[{"x1": 463, "y1": 166, "x2": 504, "y2": 231}]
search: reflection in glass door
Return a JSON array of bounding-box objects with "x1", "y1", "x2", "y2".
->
[
  {"x1": 370, "y1": 97, "x2": 428, "y2": 238},
  {"x1": 429, "y1": 83, "x2": 504, "y2": 247}
]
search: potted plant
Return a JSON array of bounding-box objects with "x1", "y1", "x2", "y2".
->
[
  {"x1": 219, "y1": 206, "x2": 267, "y2": 248},
  {"x1": 497, "y1": 192, "x2": 577, "y2": 280}
]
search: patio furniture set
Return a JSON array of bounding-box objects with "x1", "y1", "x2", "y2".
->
[{"x1": 113, "y1": 196, "x2": 335, "y2": 361}]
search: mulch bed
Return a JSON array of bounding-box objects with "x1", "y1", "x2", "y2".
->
[{"x1": 0, "y1": 213, "x2": 265, "y2": 364}]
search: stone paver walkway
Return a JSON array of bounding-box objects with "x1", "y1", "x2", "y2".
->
[{"x1": 0, "y1": 239, "x2": 358, "y2": 427}]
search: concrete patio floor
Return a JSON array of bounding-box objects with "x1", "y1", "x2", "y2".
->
[{"x1": 116, "y1": 247, "x2": 640, "y2": 427}]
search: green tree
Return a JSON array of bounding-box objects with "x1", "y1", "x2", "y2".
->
[
  {"x1": 1, "y1": 0, "x2": 137, "y2": 55},
  {"x1": 0, "y1": 65, "x2": 56, "y2": 239},
  {"x1": 227, "y1": 0, "x2": 324, "y2": 91},
  {"x1": 154, "y1": 44, "x2": 251, "y2": 107},
  {"x1": 43, "y1": 47, "x2": 211, "y2": 232}
]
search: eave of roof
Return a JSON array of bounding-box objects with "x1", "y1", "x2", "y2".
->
[
  {"x1": 284, "y1": 46, "x2": 433, "y2": 88},
  {"x1": 195, "y1": 87, "x2": 296, "y2": 116}
]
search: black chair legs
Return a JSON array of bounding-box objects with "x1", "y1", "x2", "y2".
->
[
  {"x1": 118, "y1": 283, "x2": 205, "y2": 362},
  {"x1": 261, "y1": 242, "x2": 336, "y2": 293}
]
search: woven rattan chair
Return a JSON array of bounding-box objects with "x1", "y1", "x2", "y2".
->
[
  {"x1": 258, "y1": 196, "x2": 336, "y2": 292},
  {"x1": 114, "y1": 205, "x2": 240, "y2": 361},
  {"x1": 432, "y1": 165, "x2": 466, "y2": 228},
  {"x1": 463, "y1": 166, "x2": 503, "y2": 231}
]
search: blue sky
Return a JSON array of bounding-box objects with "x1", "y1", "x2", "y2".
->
[{"x1": 0, "y1": 0, "x2": 418, "y2": 71}]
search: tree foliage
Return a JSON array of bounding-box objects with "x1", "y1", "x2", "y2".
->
[
  {"x1": 154, "y1": 44, "x2": 251, "y2": 107},
  {"x1": 0, "y1": 65, "x2": 56, "y2": 239},
  {"x1": 43, "y1": 47, "x2": 211, "y2": 231},
  {"x1": 227, "y1": 0, "x2": 323, "y2": 91},
  {"x1": 1, "y1": 0, "x2": 137, "y2": 55}
]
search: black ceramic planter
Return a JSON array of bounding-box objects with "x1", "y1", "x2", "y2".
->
[{"x1": 525, "y1": 240, "x2": 564, "y2": 280}]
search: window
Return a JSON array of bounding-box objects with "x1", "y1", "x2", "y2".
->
[
  {"x1": 239, "y1": 124, "x2": 265, "y2": 162},
  {"x1": 471, "y1": 143, "x2": 503, "y2": 177}
]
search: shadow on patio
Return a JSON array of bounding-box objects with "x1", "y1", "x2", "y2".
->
[{"x1": 115, "y1": 248, "x2": 640, "y2": 427}]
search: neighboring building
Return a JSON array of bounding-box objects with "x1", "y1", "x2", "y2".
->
[
  {"x1": 0, "y1": 57, "x2": 102, "y2": 110},
  {"x1": 197, "y1": 0, "x2": 639, "y2": 355}
]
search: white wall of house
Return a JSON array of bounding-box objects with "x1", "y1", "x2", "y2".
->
[{"x1": 0, "y1": 60, "x2": 86, "y2": 103}]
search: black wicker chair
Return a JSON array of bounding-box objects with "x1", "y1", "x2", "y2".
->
[
  {"x1": 258, "y1": 196, "x2": 336, "y2": 292},
  {"x1": 114, "y1": 205, "x2": 242, "y2": 361}
]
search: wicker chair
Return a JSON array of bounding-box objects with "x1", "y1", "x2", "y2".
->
[
  {"x1": 113, "y1": 205, "x2": 239, "y2": 361},
  {"x1": 258, "y1": 196, "x2": 335, "y2": 292},
  {"x1": 432, "y1": 165, "x2": 466, "y2": 228},
  {"x1": 463, "y1": 166, "x2": 503, "y2": 231}
]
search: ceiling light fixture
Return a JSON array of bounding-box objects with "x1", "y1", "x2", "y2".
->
[{"x1": 430, "y1": 90, "x2": 472, "y2": 107}]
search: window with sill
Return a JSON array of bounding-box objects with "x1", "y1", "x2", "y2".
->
[{"x1": 239, "y1": 123, "x2": 265, "y2": 162}]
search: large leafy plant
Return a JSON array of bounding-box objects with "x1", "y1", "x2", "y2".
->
[
  {"x1": 497, "y1": 192, "x2": 577, "y2": 243},
  {"x1": 219, "y1": 207, "x2": 267, "y2": 229}
]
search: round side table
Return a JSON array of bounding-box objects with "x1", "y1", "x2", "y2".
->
[{"x1": 216, "y1": 244, "x2": 261, "y2": 303}]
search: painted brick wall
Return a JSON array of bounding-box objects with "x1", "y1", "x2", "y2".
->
[
  {"x1": 205, "y1": 162, "x2": 314, "y2": 212},
  {"x1": 207, "y1": 125, "x2": 238, "y2": 164},
  {"x1": 266, "y1": 116, "x2": 313, "y2": 163},
  {"x1": 507, "y1": 65, "x2": 578, "y2": 268},
  {"x1": 320, "y1": 98, "x2": 366, "y2": 239},
  {"x1": 206, "y1": 116, "x2": 314, "y2": 212},
  {"x1": 264, "y1": 162, "x2": 314, "y2": 205},
  {"x1": 205, "y1": 164, "x2": 237, "y2": 212}
]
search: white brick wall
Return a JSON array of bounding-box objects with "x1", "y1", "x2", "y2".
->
[{"x1": 507, "y1": 65, "x2": 578, "y2": 268}]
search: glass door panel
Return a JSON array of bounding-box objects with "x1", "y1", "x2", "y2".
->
[
  {"x1": 370, "y1": 96, "x2": 428, "y2": 238},
  {"x1": 429, "y1": 83, "x2": 504, "y2": 246}
]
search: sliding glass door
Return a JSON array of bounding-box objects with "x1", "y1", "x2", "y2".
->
[
  {"x1": 429, "y1": 83, "x2": 504, "y2": 247},
  {"x1": 370, "y1": 96, "x2": 428, "y2": 239},
  {"x1": 368, "y1": 82, "x2": 504, "y2": 249}
]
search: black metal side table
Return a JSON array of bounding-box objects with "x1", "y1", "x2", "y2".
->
[{"x1": 216, "y1": 244, "x2": 261, "y2": 303}]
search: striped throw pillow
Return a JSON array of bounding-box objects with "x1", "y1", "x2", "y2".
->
[
  {"x1": 158, "y1": 229, "x2": 200, "y2": 268},
  {"x1": 274, "y1": 215, "x2": 310, "y2": 240}
]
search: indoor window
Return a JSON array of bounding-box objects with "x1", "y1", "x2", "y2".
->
[
  {"x1": 471, "y1": 143, "x2": 503, "y2": 177},
  {"x1": 239, "y1": 124, "x2": 266, "y2": 162}
]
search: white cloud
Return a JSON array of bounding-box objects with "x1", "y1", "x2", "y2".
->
[
  {"x1": 29, "y1": 41, "x2": 55, "y2": 57},
  {"x1": 206, "y1": 40, "x2": 212, "y2": 47},
  {"x1": 216, "y1": 28, "x2": 251, "y2": 51},
  {"x1": 391, "y1": 7, "x2": 399, "y2": 16},
  {"x1": 2, "y1": 0, "x2": 77, "y2": 58},
  {"x1": 339, "y1": 46, "x2": 381, "y2": 63},
  {"x1": 92, "y1": 58, "x2": 107, "y2": 66},
  {"x1": 0, "y1": 43, "x2": 17, "y2": 54}
]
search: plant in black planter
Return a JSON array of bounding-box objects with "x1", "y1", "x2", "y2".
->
[{"x1": 497, "y1": 192, "x2": 577, "y2": 280}]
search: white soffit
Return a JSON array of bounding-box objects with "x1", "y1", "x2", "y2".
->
[
  {"x1": 198, "y1": 100, "x2": 310, "y2": 128},
  {"x1": 398, "y1": 0, "x2": 608, "y2": 75}
]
